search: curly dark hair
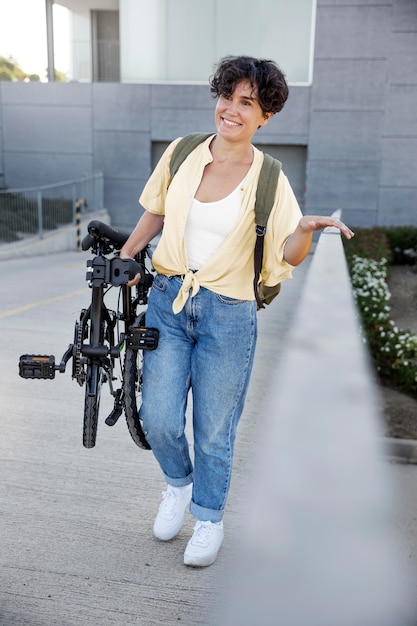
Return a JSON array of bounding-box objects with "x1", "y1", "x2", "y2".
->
[{"x1": 209, "y1": 55, "x2": 289, "y2": 115}]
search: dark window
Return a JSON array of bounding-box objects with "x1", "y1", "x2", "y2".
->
[{"x1": 91, "y1": 10, "x2": 120, "y2": 82}]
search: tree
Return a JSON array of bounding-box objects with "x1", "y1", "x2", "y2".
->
[
  {"x1": 0, "y1": 56, "x2": 35, "y2": 81},
  {"x1": 54, "y1": 68, "x2": 68, "y2": 82},
  {"x1": 0, "y1": 55, "x2": 67, "y2": 82}
]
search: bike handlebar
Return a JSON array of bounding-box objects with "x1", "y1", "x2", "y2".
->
[{"x1": 82, "y1": 220, "x2": 131, "y2": 251}]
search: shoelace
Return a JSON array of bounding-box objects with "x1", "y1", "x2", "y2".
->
[
  {"x1": 159, "y1": 488, "x2": 179, "y2": 516},
  {"x1": 191, "y1": 521, "x2": 212, "y2": 547},
  {"x1": 159, "y1": 486, "x2": 192, "y2": 517}
]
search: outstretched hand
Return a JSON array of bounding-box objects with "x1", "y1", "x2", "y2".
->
[
  {"x1": 283, "y1": 215, "x2": 355, "y2": 266},
  {"x1": 299, "y1": 215, "x2": 355, "y2": 240}
]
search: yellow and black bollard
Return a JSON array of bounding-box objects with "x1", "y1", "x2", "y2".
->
[{"x1": 75, "y1": 198, "x2": 87, "y2": 251}]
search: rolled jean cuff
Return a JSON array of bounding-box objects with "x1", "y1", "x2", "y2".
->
[
  {"x1": 164, "y1": 472, "x2": 193, "y2": 488},
  {"x1": 190, "y1": 501, "x2": 224, "y2": 523}
]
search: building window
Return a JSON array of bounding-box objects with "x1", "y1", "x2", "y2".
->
[
  {"x1": 121, "y1": 0, "x2": 315, "y2": 84},
  {"x1": 91, "y1": 10, "x2": 120, "y2": 82}
]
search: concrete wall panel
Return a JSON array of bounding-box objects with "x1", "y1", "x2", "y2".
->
[
  {"x1": 93, "y1": 83, "x2": 151, "y2": 131},
  {"x1": 312, "y1": 59, "x2": 386, "y2": 110},
  {"x1": 1, "y1": 81, "x2": 91, "y2": 106},
  {"x1": 309, "y1": 111, "x2": 383, "y2": 160},
  {"x1": 306, "y1": 160, "x2": 379, "y2": 211},
  {"x1": 94, "y1": 130, "x2": 149, "y2": 179},
  {"x1": 380, "y1": 137, "x2": 417, "y2": 186},
  {"x1": 103, "y1": 177, "x2": 145, "y2": 228},
  {"x1": 378, "y1": 187, "x2": 417, "y2": 226},
  {"x1": 340, "y1": 208, "x2": 378, "y2": 228},
  {"x1": 388, "y1": 32, "x2": 417, "y2": 84},
  {"x1": 151, "y1": 84, "x2": 213, "y2": 109},
  {"x1": 5, "y1": 153, "x2": 94, "y2": 189},
  {"x1": 315, "y1": 4, "x2": 391, "y2": 58},
  {"x1": 2, "y1": 105, "x2": 92, "y2": 154},
  {"x1": 391, "y1": 0, "x2": 417, "y2": 30},
  {"x1": 259, "y1": 87, "x2": 311, "y2": 144},
  {"x1": 383, "y1": 86, "x2": 417, "y2": 135},
  {"x1": 150, "y1": 107, "x2": 216, "y2": 140}
]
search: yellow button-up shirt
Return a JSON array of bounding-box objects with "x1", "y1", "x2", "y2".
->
[{"x1": 139, "y1": 135, "x2": 302, "y2": 313}]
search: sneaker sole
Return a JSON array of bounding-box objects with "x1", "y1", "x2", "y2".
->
[
  {"x1": 183, "y1": 549, "x2": 220, "y2": 567},
  {"x1": 153, "y1": 524, "x2": 184, "y2": 541}
]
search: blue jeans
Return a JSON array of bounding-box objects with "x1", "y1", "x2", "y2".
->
[{"x1": 140, "y1": 274, "x2": 257, "y2": 523}]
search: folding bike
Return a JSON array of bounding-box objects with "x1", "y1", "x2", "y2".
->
[{"x1": 19, "y1": 220, "x2": 159, "y2": 449}]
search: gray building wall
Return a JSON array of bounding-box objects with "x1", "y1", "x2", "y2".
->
[
  {"x1": 0, "y1": 0, "x2": 416, "y2": 231},
  {"x1": 309, "y1": 0, "x2": 417, "y2": 228}
]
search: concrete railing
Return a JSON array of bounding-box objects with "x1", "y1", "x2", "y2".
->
[{"x1": 221, "y1": 215, "x2": 414, "y2": 626}]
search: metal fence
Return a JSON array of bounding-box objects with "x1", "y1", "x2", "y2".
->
[{"x1": 0, "y1": 173, "x2": 104, "y2": 243}]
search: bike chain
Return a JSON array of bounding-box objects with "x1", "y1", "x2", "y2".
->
[{"x1": 73, "y1": 310, "x2": 87, "y2": 386}]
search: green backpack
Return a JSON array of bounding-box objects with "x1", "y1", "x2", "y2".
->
[{"x1": 169, "y1": 132, "x2": 282, "y2": 308}]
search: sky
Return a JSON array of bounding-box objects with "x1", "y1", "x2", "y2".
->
[{"x1": 0, "y1": 0, "x2": 70, "y2": 79}]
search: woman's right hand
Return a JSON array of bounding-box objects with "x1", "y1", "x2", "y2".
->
[
  {"x1": 119, "y1": 212, "x2": 164, "y2": 286},
  {"x1": 127, "y1": 272, "x2": 142, "y2": 288}
]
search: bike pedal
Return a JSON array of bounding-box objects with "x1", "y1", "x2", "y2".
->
[
  {"x1": 126, "y1": 327, "x2": 159, "y2": 351},
  {"x1": 19, "y1": 354, "x2": 56, "y2": 379},
  {"x1": 105, "y1": 406, "x2": 123, "y2": 426}
]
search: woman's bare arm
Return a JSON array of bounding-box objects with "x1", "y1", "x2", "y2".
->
[{"x1": 120, "y1": 211, "x2": 164, "y2": 259}]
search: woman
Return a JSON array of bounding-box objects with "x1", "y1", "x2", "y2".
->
[{"x1": 120, "y1": 55, "x2": 354, "y2": 567}]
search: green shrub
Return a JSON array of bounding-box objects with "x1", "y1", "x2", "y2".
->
[
  {"x1": 346, "y1": 225, "x2": 417, "y2": 398},
  {"x1": 381, "y1": 226, "x2": 417, "y2": 265},
  {"x1": 349, "y1": 255, "x2": 417, "y2": 396},
  {"x1": 343, "y1": 227, "x2": 392, "y2": 265}
]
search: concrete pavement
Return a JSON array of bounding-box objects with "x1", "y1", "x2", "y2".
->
[{"x1": 1, "y1": 248, "x2": 417, "y2": 625}]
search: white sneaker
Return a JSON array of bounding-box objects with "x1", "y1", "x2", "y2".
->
[
  {"x1": 153, "y1": 483, "x2": 192, "y2": 541},
  {"x1": 183, "y1": 520, "x2": 224, "y2": 567}
]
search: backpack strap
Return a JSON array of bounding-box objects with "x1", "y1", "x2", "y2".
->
[
  {"x1": 254, "y1": 153, "x2": 282, "y2": 228},
  {"x1": 169, "y1": 132, "x2": 213, "y2": 181},
  {"x1": 253, "y1": 154, "x2": 281, "y2": 309}
]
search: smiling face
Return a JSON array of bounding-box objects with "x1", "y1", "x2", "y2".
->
[{"x1": 215, "y1": 80, "x2": 271, "y2": 143}]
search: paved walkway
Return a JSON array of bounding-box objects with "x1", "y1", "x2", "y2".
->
[{"x1": 1, "y1": 249, "x2": 416, "y2": 625}]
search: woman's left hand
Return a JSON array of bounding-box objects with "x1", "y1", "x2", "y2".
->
[
  {"x1": 283, "y1": 215, "x2": 355, "y2": 266},
  {"x1": 298, "y1": 215, "x2": 355, "y2": 239}
]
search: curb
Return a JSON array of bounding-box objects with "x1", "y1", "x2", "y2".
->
[{"x1": 383, "y1": 437, "x2": 417, "y2": 463}]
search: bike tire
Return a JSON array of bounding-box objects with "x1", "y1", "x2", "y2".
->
[
  {"x1": 82, "y1": 285, "x2": 107, "y2": 449},
  {"x1": 123, "y1": 346, "x2": 151, "y2": 450},
  {"x1": 83, "y1": 362, "x2": 102, "y2": 448}
]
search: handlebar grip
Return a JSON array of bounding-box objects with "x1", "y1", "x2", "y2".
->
[
  {"x1": 81, "y1": 234, "x2": 94, "y2": 251},
  {"x1": 88, "y1": 220, "x2": 130, "y2": 248}
]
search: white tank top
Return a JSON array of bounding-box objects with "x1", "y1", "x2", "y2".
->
[{"x1": 184, "y1": 183, "x2": 242, "y2": 270}]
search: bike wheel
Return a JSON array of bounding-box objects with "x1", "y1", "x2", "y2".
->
[
  {"x1": 123, "y1": 346, "x2": 151, "y2": 450},
  {"x1": 83, "y1": 361, "x2": 103, "y2": 448},
  {"x1": 82, "y1": 286, "x2": 108, "y2": 449}
]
